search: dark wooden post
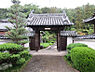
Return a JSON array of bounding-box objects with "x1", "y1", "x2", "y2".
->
[
  {"x1": 60, "y1": 36, "x2": 67, "y2": 50},
  {"x1": 29, "y1": 30, "x2": 40, "y2": 51},
  {"x1": 29, "y1": 36, "x2": 35, "y2": 50},
  {"x1": 94, "y1": 24, "x2": 95, "y2": 33},
  {"x1": 57, "y1": 31, "x2": 61, "y2": 51},
  {"x1": 35, "y1": 30, "x2": 40, "y2": 51}
]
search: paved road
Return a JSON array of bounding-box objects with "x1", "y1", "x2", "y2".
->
[
  {"x1": 22, "y1": 43, "x2": 79, "y2": 72},
  {"x1": 22, "y1": 55, "x2": 79, "y2": 72}
]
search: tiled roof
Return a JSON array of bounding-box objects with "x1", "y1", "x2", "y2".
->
[
  {"x1": 0, "y1": 20, "x2": 13, "y2": 30},
  {"x1": 60, "y1": 31, "x2": 79, "y2": 37},
  {"x1": 76, "y1": 34, "x2": 95, "y2": 39},
  {"x1": 83, "y1": 17, "x2": 95, "y2": 23},
  {"x1": 27, "y1": 13, "x2": 74, "y2": 26},
  {"x1": 0, "y1": 34, "x2": 8, "y2": 39}
]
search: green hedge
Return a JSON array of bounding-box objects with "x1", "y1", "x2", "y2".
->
[
  {"x1": 0, "y1": 52, "x2": 11, "y2": 64},
  {"x1": 67, "y1": 43, "x2": 88, "y2": 53},
  {"x1": 0, "y1": 43, "x2": 32, "y2": 71},
  {"x1": 65, "y1": 43, "x2": 88, "y2": 62},
  {"x1": 0, "y1": 43, "x2": 23, "y2": 54},
  {"x1": 19, "y1": 50, "x2": 30, "y2": 60},
  {"x1": 71, "y1": 47, "x2": 95, "y2": 72}
]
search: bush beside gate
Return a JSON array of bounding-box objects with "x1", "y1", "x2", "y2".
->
[{"x1": 71, "y1": 47, "x2": 95, "y2": 72}]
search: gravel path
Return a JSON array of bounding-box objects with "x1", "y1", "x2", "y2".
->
[{"x1": 22, "y1": 55, "x2": 79, "y2": 72}]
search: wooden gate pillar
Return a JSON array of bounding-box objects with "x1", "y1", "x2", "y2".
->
[
  {"x1": 29, "y1": 31, "x2": 40, "y2": 51},
  {"x1": 57, "y1": 31, "x2": 67, "y2": 51},
  {"x1": 57, "y1": 31, "x2": 61, "y2": 51},
  {"x1": 60, "y1": 36, "x2": 67, "y2": 50},
  {"x1": 29, "y1": 36, "x2": 35, "y2": 50},
  {"x1": 35, "y1": 31, "x2": 40, "y2": 51}
]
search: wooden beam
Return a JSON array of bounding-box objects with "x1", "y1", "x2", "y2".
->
[{"x1": 94, "y1": 24, "x2": 95, "y2": 33}]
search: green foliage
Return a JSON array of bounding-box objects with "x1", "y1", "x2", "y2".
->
[
  {"x1": 16, "y1": 58, "x2": 25, "y2": 65},
  {"x1": 71, "y1": 47, "x2": 95, "y2": 72},
  {"x1": 23, "y1": 4, "x2": 42, "y2": 16},
  {"x1": 0, "y1": 52, "x2": 11, "y2": 64},
  {"x1": 19, "y1": 50, "x2": 30, "y2": 60},
  {"x1": 0, "y1": 43, "x2": 31, "y2": 71},
  {"x1": 6, "y1": 0, "x2": 28, "y2": 45},
  {"x1": 65, "y1": 4, "x2": 95, "y2": 34},
  {"x1": 0, "y1": 43, "x2": 23, "y2": 53},
  {"x1": 65, "y1": 43, "x2": 88, "y2": 63},
  {"x1": 0, "y1": 8, "x2": 8, "y2": 19},
  {"x1": 10, "y1": 54, "x2": 20, "y2": 61},
  {"x1": 40, "y1": 43, "x2": 50, "y2": 48},
  {"x1": 19, "y1": 50, "x2": 29, "y2": 57},
  {"x1": 41, "y1": 31, "x2": 56, "y2": 44},
  {"x1": 67, "y1": 43, "x2": 88, "y2": 53},
  {"x1": 41, "y1": 7, "x2": 62, "y2": 13}
]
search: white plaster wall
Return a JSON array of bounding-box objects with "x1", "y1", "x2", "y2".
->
[
  {"x1": 0, "y1": 39, "x2": 11, "y2": 44},
  {"x1": 24, "y1": 43, "x2": 29, "y2": 47},
  {"x1": 74, "y1": 39, "x2": 95, "y2": 50},
  {"x1": 67, "y1": 37, "x2": 73, "y2": 46}
]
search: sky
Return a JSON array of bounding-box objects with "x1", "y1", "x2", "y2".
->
[{"x1": 0, "y1": 0, "x2": 95, "y2": 9}]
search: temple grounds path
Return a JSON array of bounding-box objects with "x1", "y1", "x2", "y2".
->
[{"x1": 22, "y1": 44, "x2": 79, "y2": 72}]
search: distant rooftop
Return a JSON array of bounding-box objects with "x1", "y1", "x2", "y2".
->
[
  {"x1": 60, "y1": 31, "x2": 79, "y2": 37},
  {"x1": 76, "y1": 34, "x2": 95, "y2": 39},
  {"x1": 83, "y1": 12, "x2": 95, "y2": 24},
  {"x1": 0, "y1": 19, "x2": 13, "y2": 31}
]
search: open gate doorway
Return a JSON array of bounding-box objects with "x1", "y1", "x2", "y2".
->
[
  {"x1": 29, "y1": 27, "x2": 67, "y2": 51},
  {"x1": 40, "y1": 31, "x2": 57, "y2": 50}
]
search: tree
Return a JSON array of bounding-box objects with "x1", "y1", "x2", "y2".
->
[
  {"x1": 6, "y1": 0, "x2": 28, "y2": 45},
  {"x1": 41, "y1": 7, "x2": 50, "y2": 13},
  {"x1": 23, "y1": 4, "x2": 42, "y2": 16},
  {"x1": 0, "y1": 8, "x2": 8, "y2": 19},
  {"x1": 41, "y1": 7, "x2": 62, "y2": 13}
]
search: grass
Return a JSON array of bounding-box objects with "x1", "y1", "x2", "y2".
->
[
  {"x1": 1, "y1": 55, "x2": 32, "y2": 72},
  {"x1": 40, "y1": 43, "x2": 50, "y2": 48},
  {"x1": 40, "y1": 42, "x2": 54, "y2": 48}
]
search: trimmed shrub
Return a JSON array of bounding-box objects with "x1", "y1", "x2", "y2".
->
[
  {"x1": 0, "y1": 52, "x2": 11, "y2": 64},
  {"x1": 16, "y1": 58, "x2": 25, "y2": 65},
  {"x1": 10, "y1": 54, "x2": 20, "y2": 66},
  {"x1": 19, "y1": 50, "x2": 30, "y2": 60},
  {"x1": 10, "y1": 54, "x2": 20, "y2": 61},
  {"x1": 0, "y1": 43, "x2": 23, "y2": 53},
  {"x1": 67, "y1": 43, "x2": 88, "y2": 53},
  {"x1": 0, "y1": 43, "x2": 32, "y2": 69},
  {"x1": 71, "y1": 47, "x2": 95, "y2": 72},
  {"x1": 66, "y1": 43, "x2": 88, "y2": 62}
]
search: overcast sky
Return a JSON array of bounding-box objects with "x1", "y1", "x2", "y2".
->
[{"x1": 0, "y1": 0, "x2": 95, "y2": 9}]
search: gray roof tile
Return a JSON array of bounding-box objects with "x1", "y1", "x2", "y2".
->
[
  {"x1": 27, "y1": 13, "x2": 74, "y2": 26},
  {"x1": 0, "y1": 34, "x2": 8, "y2": 39},
  {"x1": 0, "y1": 20, "x2": 13, "y2": 30},
  {"x1": 60, "y1": 31, "x2": 79, "y2": 37},
  {"x1": 76, "y1": 34, "x2": 95, "y2": 39},
  {"x1": 83, "y1": 17, "x2": 95, "y2": 23}
]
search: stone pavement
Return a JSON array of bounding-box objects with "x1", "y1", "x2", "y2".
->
[
  {"x1": 29, "y1": 43, "x2": 67, "y2": 56},
  {"x1": 22, "y1": 44, "x2": 79, "y2": 72}
]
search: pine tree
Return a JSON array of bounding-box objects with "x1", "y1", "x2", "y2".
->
[{"x1": 6, "y1": 0, "x2": 28, "y2": 45}]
